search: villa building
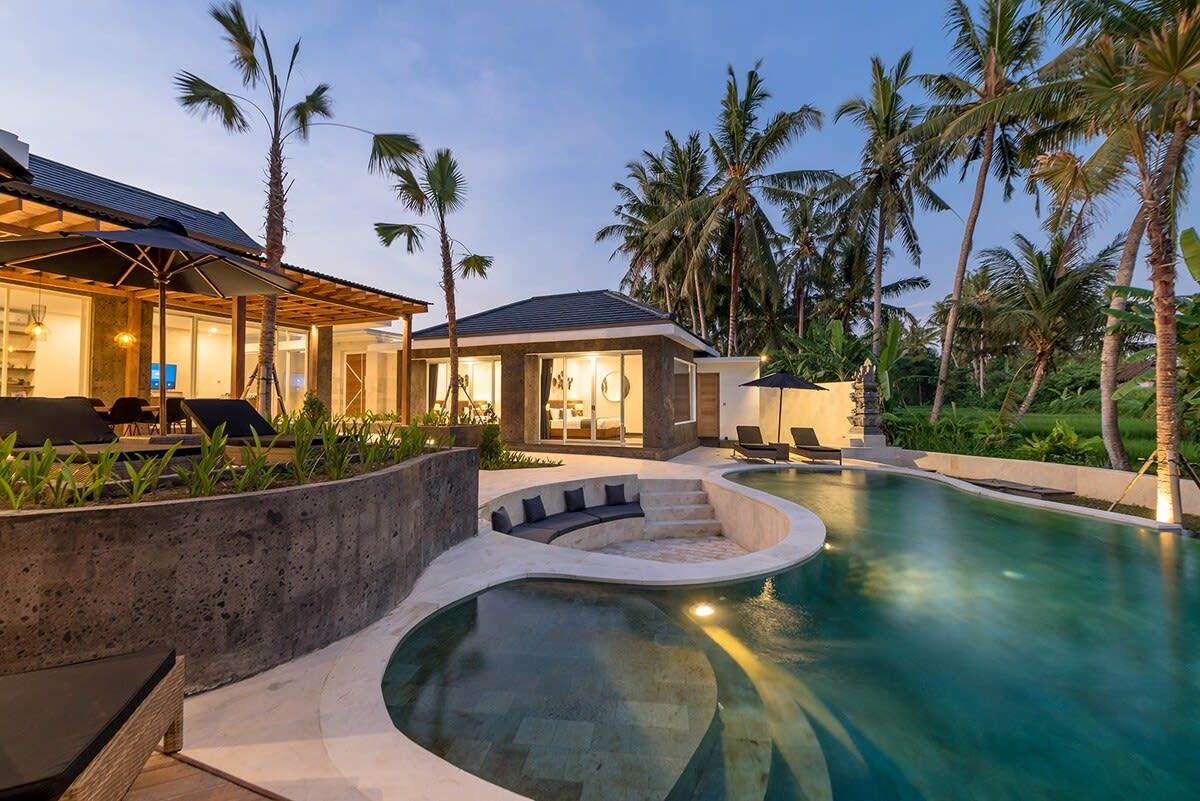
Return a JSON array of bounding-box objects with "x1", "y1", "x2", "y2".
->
[{"x1": 0, "y1": 131, "x2": 427, "y2": 417}]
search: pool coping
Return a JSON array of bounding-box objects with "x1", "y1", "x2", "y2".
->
[{"x1": 184, "y1": 454, "x2": 1175, "y2": 801}]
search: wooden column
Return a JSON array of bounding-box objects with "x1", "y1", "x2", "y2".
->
[
  {"x1": 399, "y1": 313, "x2": 412, "y2": 423},
  {"x1": 123, "y1": 297, "x2": 142, "y2": 396},
  {"x1": 230, "y1": 297, "x2": 246, "y2": 398}
]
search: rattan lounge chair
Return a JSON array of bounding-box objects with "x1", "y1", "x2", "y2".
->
[
  {"x1": 0, "y1": 649, "x2": 184, "y2": 801},
  {"x1": 790, "y1": 427, "x2": 843, "y2": 464},
  {"x1": 0, "y1": 397, "x2": 199, "y2": 461},
  {"x1": 733, "y1": 426, "x2": 789, "y2": 463}
]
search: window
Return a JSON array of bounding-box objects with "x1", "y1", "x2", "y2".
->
[
  {"x1": 151, "y1": 311, "x2": 236, "y2": 399},
  {"x1": 1, "y1": 281, "x2": 90, "y2": 398},
  {"x1": 428, "y1": 357, "x2": 501, "y2": 419},
  {"x1": 672, "y1": 358, "x2": 696, "y2": 425}
]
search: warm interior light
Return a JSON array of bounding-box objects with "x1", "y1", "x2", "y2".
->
[
  {"x1": 113, "y1": 330, "x2": 137, "y2": 349},
  {"x1": 25, "y1": 320, "x2": 48, "y2": 341},
  {"x1": 691, "y1": 603, "x2": 715, "y2": 618},
  {"x1": 207, "y1": 326, "x2": 218, "y2": 335}
]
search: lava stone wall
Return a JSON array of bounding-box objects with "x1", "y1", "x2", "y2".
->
[{"x1": 0, "y1": 448, "x2": 478, "y2": 692}]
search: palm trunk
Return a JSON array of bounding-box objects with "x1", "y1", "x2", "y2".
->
[
  {"x1": 1012, "y1": 355, "x2": 1048, "y2": 423},
  {"x1": 871, "y1": 204, "x2": 886, "y2": 356},
  {"x1": 1100, "y1": 209, "x2": 1146, "y2": 471},
  {"x1": 796, "y1": 280, "x2": 807, "y2": 338},
  {"x1": 932, "y1": 122, "x2": 995, "y2": 422},
  {"x1": 727, "y1": 212, "x2": 742, "y2": 356},
  {"x1": 693, "y1": 269, "x2": 708, "y2": 340},
  {"x1": 440, "y1": 219, "x2": 459, "y2": 422},
  {"x1": 260, "y1": 134, "x2": 286, "y2": 417}
]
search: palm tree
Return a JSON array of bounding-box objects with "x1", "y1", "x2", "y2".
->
[
  {"x1": 939, "y1": 3, "x2": 1200, "y2": 523},
  {"x1": 988, "y1": 234, "x2": 1114, "y2": 421},
  {"x1": 176, "y1": 1, "x2": 420, "y2": 416},
  {"x1": 780, "y1": 191, "x2": 837, "y2": 337},
  {"x1": 924, "y1": 0, "x2": 1045, "y2": 422},
  {"x1": 931, "y1": 264, "x2": 1015, "y2": 396},
  {"x1": 375, "y1": 150, "x2": 492, "y2": 421},
  {"x1": 673, "y1": 63, "x2": 826, "y2": 356},
  {"x1": 835, "y1": 51, "x2": 948, "y2": 355}
]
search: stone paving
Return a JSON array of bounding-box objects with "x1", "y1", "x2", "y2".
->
[{"x1": 594, "y1": 535, "x2": 749, "y2": 563}]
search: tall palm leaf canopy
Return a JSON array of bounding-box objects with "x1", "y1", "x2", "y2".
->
[
  {"x1": 741, "y1": 371, "x2": 827, "y2": 443},
  {"x1": 0, "y1": 217, "x2": 298, "y2": 430}
]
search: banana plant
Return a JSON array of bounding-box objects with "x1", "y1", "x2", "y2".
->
[{"x1": 875, "y1": 318, "x2": 902, "y2": 401}]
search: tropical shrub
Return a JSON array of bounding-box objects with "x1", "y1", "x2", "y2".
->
[{"x1": 1017, "y1": 423, "x2": 1103, "y2": 465}]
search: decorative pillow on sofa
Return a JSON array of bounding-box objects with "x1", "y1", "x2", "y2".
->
[
  {"x1": 522, "y1": 496, "x2": 547, "y2": 523},
  {"x1": 564, "y1": 487, "x2": 586, "y2": 512},
  {"x1": 604, "y1": 483, "x2": 626, "y2": 505},
  {"x1": 491, "y1": 506, "x2": 513, "y2": 534}
]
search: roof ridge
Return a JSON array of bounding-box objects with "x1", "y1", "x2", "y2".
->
[{"x1": 603, "y1": 289, "x2": 671, "y2": 320}]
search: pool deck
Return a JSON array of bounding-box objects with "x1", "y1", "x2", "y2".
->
[{"x1": 179, "y1": 447, "x2": 1164, "y2": 801}]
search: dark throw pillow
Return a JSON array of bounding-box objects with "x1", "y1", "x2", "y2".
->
[
  {"x1": 491, "y1": 506, "x2": 513, "y2": 534},
  {"x1": 522, "y1": 495, "x2": 547, "y2": 523},
  {"x1": 564, "y1": 487, "x2": 587, "y2": 513},
  {"x1": 604, "y1": 483, "x2": 626, "y2": 506}
]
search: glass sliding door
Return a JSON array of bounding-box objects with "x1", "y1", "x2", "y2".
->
[{"x1": 539, "y1": 351, "x2": 641, "y2": 446}]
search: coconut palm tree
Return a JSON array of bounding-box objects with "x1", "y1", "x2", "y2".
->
[
  {"x1": 375, "y1": 150, "x2": 492, "y2": 421},
  {"x1": 835, "y1": 51, "x2": 948, "y2": 355},
  {"x1": 670, "y1": 63, "x2": 826, "y2": 356},
  {"x1": 988, "y1": 234, "x2": 1115, "y2": 421},
  {"x1": 176, "y1": 1, "x2": 420, "y2": 416},
  {"x1": 779, "y1": 191, "x2": 838, "y2": 337},
  {"x1": 924, "y1": 0, "x2": 1045, "y2": 423}
]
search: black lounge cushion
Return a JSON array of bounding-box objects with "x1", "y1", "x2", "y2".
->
[
  {"x1": 604, "y1": 483, "x2": 627, "y2": 506},
  {"x1": 737, "y1": 425, "x2": 766, "y2": 445},
  {"x1": 0, "y1": 397, "x2": 117, "y2": 448},
  {"x1": 0, "y1": 649, "x2": 176, "y2": 801},
  {"x1": 182, "y1": 398, "x2": 278, "y2": 439},
  {"x1": 491, "y1": 506, "x2": 513, "y2": 534},
  {"x1": 589, "y1": 502, "x2": 644, "y2": 523},
  {"x1": 564, "y1": 487, "x2": 586, "y2": 512},
  {"x1": 508, "y1": 522, "x2": 558, "y2": 544},
  {"x1": 522, "y1": 496, "x2": 547, "y2": 523},
  {"x1": 510, "y1": 511, "x2": 601, "y2": 543}
]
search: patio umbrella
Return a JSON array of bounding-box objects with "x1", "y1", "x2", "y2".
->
[
  {"x1": 0, "y1": 217, "x2": 298, "y2": 432},
  {"x1": 741, "y1": 371, "x2": 828, "y2": 443}
]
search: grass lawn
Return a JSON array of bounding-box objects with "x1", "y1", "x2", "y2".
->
[{"x1": 897, "y1": 405, "x2": 1200, "y2": 466}]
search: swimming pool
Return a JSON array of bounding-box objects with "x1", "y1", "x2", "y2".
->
[{"x1": 383, "y1": 468, "x2": 1200, "y2": 800}]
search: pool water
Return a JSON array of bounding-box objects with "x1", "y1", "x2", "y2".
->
[{"x1": 383, "y1": 469, "x2": 1200, "y2": 800}]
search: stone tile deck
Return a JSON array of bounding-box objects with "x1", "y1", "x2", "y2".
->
[{"x1": 594, "y1": 535, "x2": 748, "y2": 562}]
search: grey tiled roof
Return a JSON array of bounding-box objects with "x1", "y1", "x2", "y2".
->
[
  {"x1": 413, "y1": 289, "x2": 683, "y2": 339},
  {"x1": 6, "y1": 154, "x2": 262, "y2": 253}
]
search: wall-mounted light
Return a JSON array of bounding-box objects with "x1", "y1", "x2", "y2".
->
[{"x1": 113, "y1": 330, "x2": 137, "y2": 349}]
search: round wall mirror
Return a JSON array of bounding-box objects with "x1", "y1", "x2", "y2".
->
[{"x1": 601, "y1": 372, "x2": 631, "y2": 402}]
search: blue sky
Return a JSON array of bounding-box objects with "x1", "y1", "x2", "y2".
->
[{"x1": 7, "y1": 1, "x2": 1194, "y2": 329}]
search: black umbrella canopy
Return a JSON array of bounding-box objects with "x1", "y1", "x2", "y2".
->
[
  {"x1": 740, "y1": 371, "x2": 827, "y2": 391},
  {"x1": 0, "y1": 217, "x2": 299, "y2": 431},
  {"x1": 741, "y1": 371, "x2": 828, "y2": 444}
]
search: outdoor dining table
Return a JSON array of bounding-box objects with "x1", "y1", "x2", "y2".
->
[{"x1": 95, "y1": 405, "x2": 192, "y2": 434}]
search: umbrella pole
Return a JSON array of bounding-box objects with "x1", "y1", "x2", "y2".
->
[
  {"x1": 157, "y1": 280, "x2": 168, "y2": 435},
  {"x1": 777, "y1": 388, "x2": 783, "y2": 444}
]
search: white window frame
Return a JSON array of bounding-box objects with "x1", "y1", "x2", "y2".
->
[{"x1": 672, "y1": 357, "x2": 696, "y2": 425}]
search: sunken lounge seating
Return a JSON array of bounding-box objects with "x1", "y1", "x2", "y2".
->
[
  {"x1": 0, "y1": 649, "x2": 184, "y2": 801},
  {"x1": 733, "y1": 425, "x2": 789, "y2": 463},
  {"x1": 790, "y1": 427, "x2": 843, "y2": 464},
  {"x1": 0, "y1": 397, "x2": 200, "y2": 461},
  {"x1": 484, "y1": 478, "x2": 644, "y2": 545}
]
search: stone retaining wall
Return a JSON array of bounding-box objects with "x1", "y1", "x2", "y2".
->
[{"x1": 0, "y1": 448, "x2": 479, "y2": 692}]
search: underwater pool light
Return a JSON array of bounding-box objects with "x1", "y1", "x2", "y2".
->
[{"x1": 692, "y1": 603, "x2": 715, "y2": 618}]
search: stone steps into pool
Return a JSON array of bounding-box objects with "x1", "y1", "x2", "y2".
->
[{"x1": 641, "y1": 484, "x2": 722, "y2": 538}]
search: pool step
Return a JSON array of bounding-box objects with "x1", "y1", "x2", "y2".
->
[
  {"x1": 645, "y1": 503, "x2": 714, "y2": 522},
  {"x1": 641, "y1": 489, "x2": 709, "y2": 507},
  {"x1": 644, "y1": 519, "x2": 723, "y2": 538}
]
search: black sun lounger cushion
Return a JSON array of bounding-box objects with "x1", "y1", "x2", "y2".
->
[
  {"x1": 604, "y1": 483, "x2": 627, "y2": 506},
  {"x1": 0, "y1": 397, "x2": 117, "y2": 448},
  {"x1": 564, "y1": 487, "x2": 587, "y2": 513},
  {"x1": 508, "y1": 522, "x2": 558, "y2": 544},
  {"x1": 522, "y1": 495, "x2": 547, "y2": 523},
  {"x1": 0, "y1": 649, "x2": 176, "y2": 801},
  {"x1": 182, "y1": 398, "x2": 278, "y2": 440},
  {"x1": 491, "y1": 506, "x2": 513, "y2": 534},
  {"x1": 589, "y1": 502, "x2": 645, "y2": 523}
]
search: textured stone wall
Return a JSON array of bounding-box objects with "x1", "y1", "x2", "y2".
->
[
  {"x1": 0, "y1": 448, "x2": 479, "y2": 692},
  {"x1": 89, "y1": 294, "x2": 127, "y2": 401},
  {"x1": 413, "y1": 335, "x2": 702, "y2": 460}
]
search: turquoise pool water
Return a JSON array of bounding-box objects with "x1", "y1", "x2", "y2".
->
[{"x1": 384, "y1": 469, "x2": 1200, "y2": 800}]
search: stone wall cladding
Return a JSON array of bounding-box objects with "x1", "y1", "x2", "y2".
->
[{"x1": 0, "y1": 448, "x2": 479, "y2": 692}]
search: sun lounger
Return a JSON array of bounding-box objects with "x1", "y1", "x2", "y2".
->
[
  {"x1": 0, "y1": 649, "x2": 184, "y2": 801},
  {"x1": 0, "y1": 397, "x2": 199, "y2": 461},
  {"x1": 790, "y1": 427, "x2": 843, "y2": 464},
  {"x1": 182, "y1": 399, "x2": 352, "y2": 447},
  {"x1": 733, "y1": 425, "x2": 788, "y2": 463}
]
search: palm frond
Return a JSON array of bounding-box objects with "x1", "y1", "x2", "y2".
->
[
  {"x1": 174, "y1": 71, "x2": 249, "y2": 132},
  {"x1": 375, "y1": 223, "x2": 424, "y2": 253}
]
